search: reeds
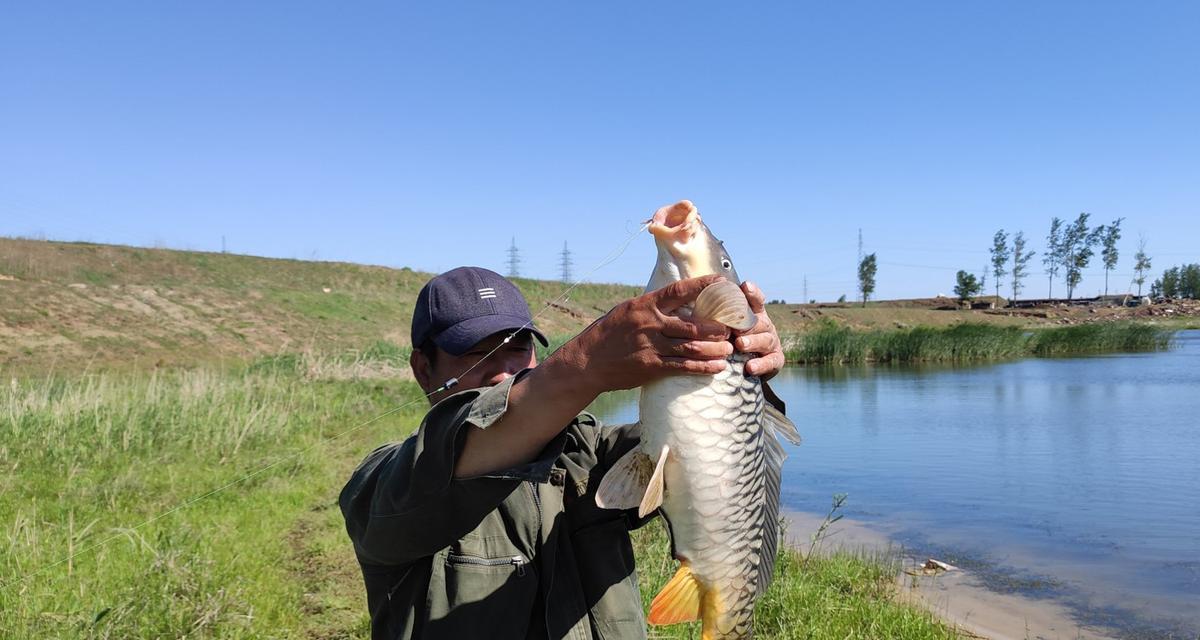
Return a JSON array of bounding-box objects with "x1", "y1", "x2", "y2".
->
[{"x1": 784, "y1": 321, "x2": 1174, "y2": 365}]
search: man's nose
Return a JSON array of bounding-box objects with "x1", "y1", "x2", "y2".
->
[
  {"x1": 484, "y1": 360, "x2": 525, "y2": 386},
  {"x1": 484, "y1": 369, "x2": 515, "y2": 386}
]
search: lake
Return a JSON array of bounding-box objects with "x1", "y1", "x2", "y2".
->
[{"x1": 589, "y1": 330, "x2": 1200, "y2": 639}]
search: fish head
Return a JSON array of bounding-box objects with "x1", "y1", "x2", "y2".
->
[{"x1": 645, "y1": 200, "x2": 741, "y2": 292}]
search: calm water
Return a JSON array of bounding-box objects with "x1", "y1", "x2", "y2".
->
[{"x1": 590, "y1": 330, "x2": 1200, "y2": 638}]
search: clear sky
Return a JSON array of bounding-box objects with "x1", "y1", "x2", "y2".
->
[{"x1": 2, "y1": 2, "x2": 1197, "y2": 301}]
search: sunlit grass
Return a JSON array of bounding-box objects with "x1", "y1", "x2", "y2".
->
[
  {"x1": 784, "y1": 321, "x2": 1174, "y2": 364},
  {"x1": 3, "y1": 353, "x2": 963, "y2": 638}
]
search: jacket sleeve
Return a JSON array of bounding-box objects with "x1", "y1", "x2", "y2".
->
[{"x1": 339, "y1": 370, "x2": 567, "y2": 567}]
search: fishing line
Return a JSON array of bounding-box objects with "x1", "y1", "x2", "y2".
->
[{"x1": 0, "y1": 220, "x2": 652, "y2": 591}]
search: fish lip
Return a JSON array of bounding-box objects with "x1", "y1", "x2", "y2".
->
[{"x1": 647, "y1": 200, "x2": 700, "y2": 247}]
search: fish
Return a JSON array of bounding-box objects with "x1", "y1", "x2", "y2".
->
[{"x1": 596, "y1": 200, "x2": 801, "y2": 640}]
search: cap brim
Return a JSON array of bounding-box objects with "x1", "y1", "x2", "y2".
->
[{"x1": 432, "y1": 313, "x2": 549, "y2": 356}]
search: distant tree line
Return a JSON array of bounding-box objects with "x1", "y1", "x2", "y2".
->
[
  {"x1": 960, "y1": 214, "x2": 1157, "y2": 303},
  {"x1": 1151, "y1": 264, "x2": 1200, "y2": 299}
]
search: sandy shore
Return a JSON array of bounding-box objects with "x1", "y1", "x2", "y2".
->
[{"x1": 783, "y1": 511, "x2": 1120, "y2": 640}]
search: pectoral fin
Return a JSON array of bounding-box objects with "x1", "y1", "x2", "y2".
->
[
  {"x1": 594, "y1": 442, "x2": 670, "y2": 518},
  {"x1": 693, "y1": 279, "x2": 757, "y2": 331},
  {"x1": 638, "y1": 444, "x2": 670, "y2": 518}
]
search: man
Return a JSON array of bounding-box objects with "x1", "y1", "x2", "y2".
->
[{"x1": 339, "y1": 266, "x2": 785, "y2": 639}]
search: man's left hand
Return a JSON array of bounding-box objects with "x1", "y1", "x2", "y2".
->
[{"x1": 733, "y1": 281, "x2": 785, "y2": 380}]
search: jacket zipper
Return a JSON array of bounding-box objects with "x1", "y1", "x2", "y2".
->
[{"x1": 446, "y1": 552, "x2": 528, "y2": 577}]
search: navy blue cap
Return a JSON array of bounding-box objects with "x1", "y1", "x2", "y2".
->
[{"x1": 411, "y1": 266, "x2": 549, "y2": 356}]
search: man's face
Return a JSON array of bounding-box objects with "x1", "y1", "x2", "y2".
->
[{"x1": 411, "y1": 330, "x2": 538, "y2": 404}]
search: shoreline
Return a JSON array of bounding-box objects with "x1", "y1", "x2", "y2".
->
[{"x1": 783, "y1": 510, "x2": 1120, "y2": 640}]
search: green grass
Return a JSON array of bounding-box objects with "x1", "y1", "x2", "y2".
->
[
  {"x1": 785, "y1": 320, "x2": 1174, "y2": 364},
  {"x1": 0, "y1": 355, "x2": 964, "y2": 638},
  {"x1": 1030, "y1": 322, "x2": 1175, "y2": 356},
  {"x1": 0, "y1": 360, "x2": 427, "y2": 638},
  {"x1": 631, "y1": 522, "x2": 956, "y2": 639}
]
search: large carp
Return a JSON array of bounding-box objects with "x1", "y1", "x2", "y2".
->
[{"x1": 596, "y1": 200, "x2": 800, "y2": 640}]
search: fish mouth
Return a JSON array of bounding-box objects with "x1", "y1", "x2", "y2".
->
[{"x1": 647, "y1": 200, "x2": 700, "y2": 250}]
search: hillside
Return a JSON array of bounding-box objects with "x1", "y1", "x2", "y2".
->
[{"x1": 0, "y1": 238, "x2": 640, "y2": 372}]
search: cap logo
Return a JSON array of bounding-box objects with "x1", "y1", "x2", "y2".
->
[{"x1": 478, "y1": 287, "x2": 497, "y2": 300}]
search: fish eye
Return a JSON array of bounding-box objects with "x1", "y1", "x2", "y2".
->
[{"x1": 721, "y1": 258, "x2": 732, "y2": 270}]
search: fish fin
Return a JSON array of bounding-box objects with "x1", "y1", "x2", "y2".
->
[
  {"x1": 595, "y1": 444, "x2": 655, "y2": 511},
  {"x1": 765, "y1": 404, "x2": 801, "y2": 445},
  {"x1": 758, "y1": 431, "x2": 785, "y2": 596},
  {"x1": 638, "y1": 444, "x2": 670, "y2": 518},
  {"x1": 693, "y1": 279, "x2": 757, "y2": 331},
  {"x1": 648, "y1": 561, "x2": 703, "y2": 625}
]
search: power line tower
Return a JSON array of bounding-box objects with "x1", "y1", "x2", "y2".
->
[
  {"x1": 857, "y1": 228, "x2": 863, "y2": 263},
  {"x1": 803, "y1": 274, "x2": 808, "y2": 304},
  {"x1": 506, "y1": 237, "x2": 521, "y2": 278},
  {"x1": 559, "y1": 241, "x2": 573, "y2": 283}
]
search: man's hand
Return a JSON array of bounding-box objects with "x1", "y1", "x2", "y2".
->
[
  {"x1": 553, "y1": 275, "x2": 734, "y2": 397},
  {"x1": 733, "y1": 281, "x2": 785, "y2": 381}
]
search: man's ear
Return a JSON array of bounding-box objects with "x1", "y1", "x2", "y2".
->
[{"x1": 410, "y1": 348, "x2": 435, "y2": 394}]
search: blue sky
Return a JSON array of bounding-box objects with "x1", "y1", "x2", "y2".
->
[{"x1": 2, "y1": 2, "x2": 1197, "y2": 301}]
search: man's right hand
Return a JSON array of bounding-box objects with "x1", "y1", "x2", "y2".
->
[
  {"x1": 552, "y1": 275, "x2": 734, "y2": 398},
  {"x1": 453, "y1": 275, "x2": 734, "y2": 478}
]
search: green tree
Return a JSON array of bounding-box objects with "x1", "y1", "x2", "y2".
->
[
  {"x1": 1062, "y1": 212, "x2": 1100, "y2": 300},
  {"x1": 1182, "y1": 264, "x2": 1200, "y2": 299},
  {"x1": 1099, "y1": 217, "x2": 1124, "y2": 295},
  {"x1": 954, "y1": 270, "x2": 982, "y2": 303},
  {"x1": 1132, "y1": 237, "x2": 1152, "y2": 297},
  {"x1": 989, "y1": 230, "x2": 1010, "y2": 301},
  {"x1": 1010, "y1": 231, "x2": 1035, "y2": 304},
  {"x1": 1043, "y1": 217, "x2": 1064, "y2": 298},
  {"x1": 1153, "y1": 266, "x2": 1181, "y2": 298},
  {"x1": 857, "y1": 253, "x2": 877, "y2": 307}
]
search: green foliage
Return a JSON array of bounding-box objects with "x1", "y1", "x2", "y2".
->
[
  {"x1": 1062, "y1": 212, "x2": 1100, "y2": 299},
  {"x1": 784, "y1": 321, "x2": 1172, "y2": 364},
  {"x1": 1099, "y1": 218, "x2": 1123, "y2": 295},
  {"x1": 1030, "y1": 322, "x2": 1173, "y2": 356},
  {"x1": 1152, "y1": 263, "x2": 1200, "y2": 299},
  {"x1": 989, "y1": 230, "x2": 1010, "y2": 300},
  {"x1": 1043, "y1": 217, "x2": 1064, "y2": 298},
  {"x1": 1010, "y1": 231, "x2": 1035, "y2": 303},
  {"x1": 857, "y1": 253, "x2": 877, "y2": 307},
  {"x1": 953, "y1": 270, "x2": 981, "y2": 302},
  {"x1": 1133, "y1": 238, "x2": 1152, "y2": 296}
]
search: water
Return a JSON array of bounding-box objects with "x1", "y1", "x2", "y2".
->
[{"x1": 589, "y1": 330, "x2": 1200, "y2": 638}]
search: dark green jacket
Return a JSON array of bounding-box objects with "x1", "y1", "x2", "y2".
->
[{"x1": 339, "y1": 371, "x2": 651, "y2": 640}]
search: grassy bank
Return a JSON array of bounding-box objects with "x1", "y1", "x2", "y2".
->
[
  {"x1": 1, "y1": 356, "x2": 957, "y2": 638},
  {"x1": 631, "y1": 522, "x2": 955, "y2": 639},
  {"x1": 784, "y1": 321, "x2": 1175, "y2": 365}
]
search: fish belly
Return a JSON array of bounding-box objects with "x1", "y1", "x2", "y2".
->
[{"x1": 640, "y1": 355, "x2": 769, "y2": 639}]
